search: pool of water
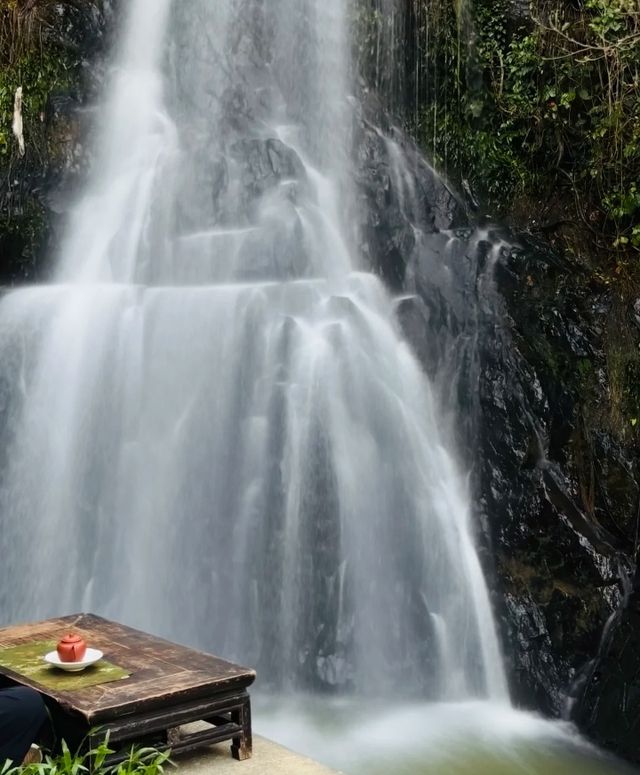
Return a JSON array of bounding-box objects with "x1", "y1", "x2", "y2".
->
[{"x1": 255, "y1": 698, "x2": 636, "y2": 775}]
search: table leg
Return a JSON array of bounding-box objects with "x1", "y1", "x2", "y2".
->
[{"x1": 230, "y1": 697, "x2": 252, "y2": 760}]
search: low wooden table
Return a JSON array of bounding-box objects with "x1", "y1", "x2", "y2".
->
[{"x1": 0, "y1": 613, "x2": 255, "y2": 760}]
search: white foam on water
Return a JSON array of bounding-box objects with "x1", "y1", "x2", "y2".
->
[{"x1": 256, "y1": 698, "x2": 629, "y2": 775}]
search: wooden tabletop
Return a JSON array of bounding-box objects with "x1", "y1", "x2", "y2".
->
[{"x1": 0, "y1": 614, "x2": 256, "y2": 723}]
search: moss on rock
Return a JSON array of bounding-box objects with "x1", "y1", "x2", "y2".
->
[{"x1": 0, "y1": 0, "x2": 108, "y2": 283}]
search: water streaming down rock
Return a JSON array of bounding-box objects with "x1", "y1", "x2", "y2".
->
[{"x1": 0, "y1": 0, "x2": 507, "y2": 701}]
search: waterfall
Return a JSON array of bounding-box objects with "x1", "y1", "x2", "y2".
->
[{"x1": 0, "y1": 0, "x2": 507, "y2": 702}]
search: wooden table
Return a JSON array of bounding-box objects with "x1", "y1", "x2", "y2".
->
[{"x1": 0, "y1": 613, "x2": 255, "y2": 761}]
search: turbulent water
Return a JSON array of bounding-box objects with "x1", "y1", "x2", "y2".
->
[
  {"x1": 256, "y1": 698, "x2": 638, "y2": 775},
  {"x1": 0, "y1": 1, "x2": 632, "y2": 773}
]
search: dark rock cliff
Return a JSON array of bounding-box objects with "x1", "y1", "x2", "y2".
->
[
  {"x1": 474, "y1": 237, "x2": 638, "y2": 720},
  {"x1": 356, "y1": 101, "x2": 640, "y2": 759}
]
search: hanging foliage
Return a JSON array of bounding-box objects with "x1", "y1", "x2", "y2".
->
[{"x1": 382, "y1": 0, "x2": 640, "y2": 258}]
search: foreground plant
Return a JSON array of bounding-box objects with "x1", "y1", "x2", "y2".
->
[{"x1": 1, "y1": 736, "x2": 173, "y2": 775}]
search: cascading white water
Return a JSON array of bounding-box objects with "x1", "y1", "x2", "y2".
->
[
  {"x1": 3, "y1": 3, "x2": 638, "y2": 773},
  {"x1": 0, "y1": 0, "x2": 508, "y2": 708}
]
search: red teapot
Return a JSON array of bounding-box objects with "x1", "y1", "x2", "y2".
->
[{"x1": 56, "y1": 633, "x2": 87, "y2": 663}]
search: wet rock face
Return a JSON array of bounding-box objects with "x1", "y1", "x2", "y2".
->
[
  {"x1": 400, "y1": 232, "x2": 617, "y2": 711},
  {"x1": 354, "y1": 93, "x2": 463, "y2": 290},
  {"x1": 359, "y1": 120, "x2": 640, "y2": 740},
  {"x1": 393, "y1": 218, "x2": 640, "y2": 744},
  {"x1": 578, "y1": 576, "x2": 640, "y2": 761},
  {"x1": 44, "y1": 91, "x2": 97, "y2": 212},
  {"x1": 475, "y1": 240, "x2": 629, "y2": 716}
]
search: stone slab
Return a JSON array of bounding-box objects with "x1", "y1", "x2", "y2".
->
[{"x1": 175, "y1": 734, "x2": 341, "y2": 775}]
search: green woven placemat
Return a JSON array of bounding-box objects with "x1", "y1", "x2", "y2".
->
[{"x1": 0, "y1": 640, "x2": 130, "y2": 691}]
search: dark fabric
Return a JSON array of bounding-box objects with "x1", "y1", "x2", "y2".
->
[{"x1": 0, "y1": 686, "x2": 47, "y2": 764}]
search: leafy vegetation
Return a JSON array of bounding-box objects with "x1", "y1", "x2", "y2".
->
[
  {"x1": 0, "y1": 0, "x2": 78, "y2": 158},
  {"x1": 355, "y1": 0, "x2": 639, "y2": 461},
  {"x1": 1, "y1": 736, "x2": 172, "y2": 775},
  {"x1": 393, "y1": 0, "x2": 640, "y2": 259},
  {"x1": 0, "y1": 0, "x2": 97, "y2": 281}
]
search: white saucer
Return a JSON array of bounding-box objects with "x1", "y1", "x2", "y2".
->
[{"x1": 43, "y1": 648, "x2": 104, "y2": 672}]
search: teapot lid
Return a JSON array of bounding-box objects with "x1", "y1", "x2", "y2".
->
[{"x1": 59, "y1": 632, "x2": 85, "y2": 644}]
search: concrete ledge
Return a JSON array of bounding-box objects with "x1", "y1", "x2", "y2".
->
[{"x1": 174, "y1": 734, "x2": 341, "y2": 775}]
